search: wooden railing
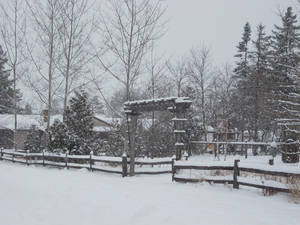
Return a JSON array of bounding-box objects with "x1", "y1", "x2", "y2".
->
[
  {"x1": 0, "y1": 148, "x2": 172, "y2": 176},
  {"x1": 172, "y1": 160, "x2": 300, "y2": 193}
]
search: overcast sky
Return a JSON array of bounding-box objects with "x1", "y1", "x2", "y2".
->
[
  {"x1": 158, "y1": 0, "x2": 295, "y2": 65},
  {"x1": 0, "y1": 0, "x2": 297, "y2": 109}
]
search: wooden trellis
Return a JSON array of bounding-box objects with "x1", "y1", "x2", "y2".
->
[{"x1": 124, "y1": 97, "x2": 192, "y2": 176}]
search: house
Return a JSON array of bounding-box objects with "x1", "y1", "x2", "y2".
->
[{"x1": 0, "y1": 114, "x2": 116, "y2": 150}]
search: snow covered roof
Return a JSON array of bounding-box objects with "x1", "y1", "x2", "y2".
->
[
  {"x1": 94, "y1": 114, "x2": 122, "y2": 126},
  {"x1": 0, "y1": 114, "x2": 114, "y2": 132},
  {"x1": 94, "y1": 114, "x2": 157, "y2": 130},
  {"x1": 0, "y1": 114, "x2": 46, "y2": 130}
]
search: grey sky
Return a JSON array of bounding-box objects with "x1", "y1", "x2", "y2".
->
[
  {"x1": 158, "y1": 0, "x2": 294, "y2": 65},
  {"x1": 0, "y1": 0, "x2": 297, "y2": 109}
]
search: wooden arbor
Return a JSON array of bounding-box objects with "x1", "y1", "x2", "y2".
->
[{"x1": 124, "y1": 97, "x2": 192, "y2": 176}]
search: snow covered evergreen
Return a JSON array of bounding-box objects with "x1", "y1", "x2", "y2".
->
[
  {"x1": 270, "y1": 7, "x2": 300, "y2": 138},
  {"x1": 24, "y1": 125, "x2": 42, "y2": 153},
  {"x1": 0, "y1": 45, "x2": 21, "y2": 114},
  {"x1": 49, "y1": 90, "x2": 95, "y2": 155}
]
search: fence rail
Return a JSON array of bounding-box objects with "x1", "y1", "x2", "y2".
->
[
  {"x1": 0, "y1": 148, "x2": 172, "y2": 176},
  {"x1": 172, "y1": 160, "x2": 300, "y2": 193}
]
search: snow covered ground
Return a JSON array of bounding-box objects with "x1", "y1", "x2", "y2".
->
[
  {"x1": 179, "y1": 154, "x2": 300, "y2": 173},
  {"x1": 0, "y1": 161, "x2": 299, "y2": 225}
]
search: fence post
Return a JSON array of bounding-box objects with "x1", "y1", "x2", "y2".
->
[
  {"x1": 65, "y1": 151, "x2": 69, "y2": 169},
  {"x1": 122, "y1": 152, "x2": 127, "y2": 177},
  {"x1": 90, "y1": 151, "x2": 93, "y2": 171},
  {"x1": 269, "y1": 157, "x2": 274, "y2": 166},
  {"x1": 0, "y1": 147, "x2": 3, "y2": 160},
  {"x1": 26, "y1": 150, "x2": 29, "y2": 166},
  {"x1": 12, "y1": 151, "x2": 15, "y2": 163},
  {"x1": 172, "y1": 155, "x2": 176, "y2": 182},
  {"x1": 172, "y1": 159, "x2": 175, "y2": 181},
  {"x1": 42, "y1": 150, "x2": 45, "y2": 167},
  {"x1": 233, "y1": 159, "x2": 240, "y2": 189}
]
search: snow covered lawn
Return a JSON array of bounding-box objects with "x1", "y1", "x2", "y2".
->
[{"x1": 0, "y1": 162, "x2": 299, "y2": 225}]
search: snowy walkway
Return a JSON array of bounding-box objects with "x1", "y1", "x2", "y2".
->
[{"x1": 0, "y1": 162, "x2": 299, "y2": 225}]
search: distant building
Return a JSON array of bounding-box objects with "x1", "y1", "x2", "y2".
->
[{"x1": 0, "y1": 114, "x2": 116, "y2": 150}]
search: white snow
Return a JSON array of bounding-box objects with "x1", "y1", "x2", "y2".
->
[
  {"x1": 0, "y1": 162, "x2": 299, "y2": 225},
  {"x1": 177, "y1": 155, "x2": 300, "y2": 174},
  {"x1": 124, "y1": 96, "x2": 191, "y2": 106}
]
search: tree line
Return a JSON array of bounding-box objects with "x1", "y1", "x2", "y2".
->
[{"x1": 0, "y1": 1, "x2": 300, "y2": 157}]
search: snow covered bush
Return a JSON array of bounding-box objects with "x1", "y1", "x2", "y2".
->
[
  {"x1": 49, "y1": 90, "x2": 96, "y2": 155},
  {"x1": 48, "y1": 119, "x2": 70, "y2": 153},
  {"x1": 104, "y1": 122, "x2": 126, "y2": 157},
  {"x1": 24, "y1": 125, "x2": 42, "y2": 153}
]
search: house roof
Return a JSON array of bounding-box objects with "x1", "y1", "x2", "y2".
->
[
  {"x1": 0, "y1": 114, "x2": 114, "y2": 132},
  {"x1": 0, "y1": 114, "x2": 46, "y2": 130},
  {"x1": 94, "y1": 114, "x2": 122, "y2": 126}
]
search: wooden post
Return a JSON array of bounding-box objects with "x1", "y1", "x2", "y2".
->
[
  {"x1": 26, "y1": 150, "x2": 29, "y2": 166},
  {"x1": 65, "y1": 151, "x2": 69, "y2": 169},
  {"x1": 174, "y1": 109, "x2": 185, "y2": 161},
  {"x1": 171, "y1": 158, "x2": 175, "y2": 181},
  {"x1": 122, "y1": 153, "x2": 128, "y2": 177},
  {"x1": 42, "y1": 150, "x2": 45, "y2": 167},
  {"x1": 90, "y1": 151, "x2": 93, "y2": 171},
  {"x1": 12, "y1": 151, "x2": 15, "y2": 163},
  {"x1": 233, "y1": 159, "x2": 240, "y2": 189},
  {"x1": 269, "y1": 158, "x2": 274, "y2": 165},
  {"x1": 241, "y1": 130, "x2": 244, "y2": 156},
  {"x1": 128, "y1": 114, "x2": 138, "y2": 176},
  {"x1": 0, "y1": 147, "x2": 3, "y2": 160},
  {"x1": 214, "y1": 143, "x2": 217, "y2": 158}
]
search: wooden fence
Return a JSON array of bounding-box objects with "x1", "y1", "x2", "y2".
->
[
  {"x1": 172, "y1": 160, "x2": 300, "y2": 193},
  {"x1": 0, "y1": 148, "x2": 172, "y2": 176}
]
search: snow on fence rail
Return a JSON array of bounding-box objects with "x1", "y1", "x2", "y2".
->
[
  {"x1": 0, "y1": 148, "x2": 172, "y2": 176},
  {"x1": 172, "y1": 160, "x2": 300, "y2": 193}
]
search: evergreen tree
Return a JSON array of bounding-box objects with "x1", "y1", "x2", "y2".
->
[
  {"x1": 49, "y1": 90, "x2": 96, "y2": 155},
  {"x1": 234, "y1": 22, "x2": 252, "y2": 79},
  {"x1": 64, "y1": 90, "x2": 94, "y2": 154},
  {"x1": 104, "y1": 122, "x2": 126, "y2": 156},
  {"x1": 270, "y1": 7, "x2": 300, "y2": 131},
  {"x1": 48, "y1": 120, "x2": 70, "y2": 153},
  {"x1": 232, "y1": 22, "x2": 252, "y2": 132},
  {"x1": 249, "y1": 24, "x2": 272, "y2": 142},
  {"x1": 270, "y1": 7, "x2": 300, "y2": 162},
  {"x1": 0, "y1": 45, "x2": 21, "y2": 114},
  {"x1": 24, "y1": 126, "x2": 42, "y2": 153}
]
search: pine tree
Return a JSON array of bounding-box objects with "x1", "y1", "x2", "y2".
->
[
  {"x1": 64, "y1": 90, "x2": 94, "y2": 155},
  {"x1": 48, "y1": 90, "x2": 96, "y2": 155},
  {"x1": 232, "y1": 22, "x2": 252, "y2": 132},
  {"x1": 249, "y1": 24, "x2": 272, "y2": 142},
  {"x1": 24, "y1": 126, "x2": 42, "y2": 153},
  {"x1": 270, "y1": 7, "x2": 300, "y2": 162},
  {"x1": 48, "y1": 120, "x2": 70, "y2": 153},
  {"x1": 0, "y1": 45, "x2": 21, "y2": 114}
]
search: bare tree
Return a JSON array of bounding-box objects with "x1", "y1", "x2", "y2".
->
[
  {"x1": 57, "y1": 0, "x2": 96, "y2": 118},
  {"x1": 166, "y1": 57, "x2": 188, "y2": 97},
  {"x1": 95, "y1": 0, "x2": 166, "y2": 176},
  {"x1": 188, "y1": 46, "x2": 211, "y2": 140},
  {"x1": 96, "y1": 0, "x2": 167, "y2": 101},
  {"x1": 25, "y1": 0, "x2": 62, "y2": 132},
  {"x1": 0, "y1": 0, "x2": 27, "y2": 150},
  {"x1": 145, "y1": 43, "x2": 167, "y2": 125}
]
